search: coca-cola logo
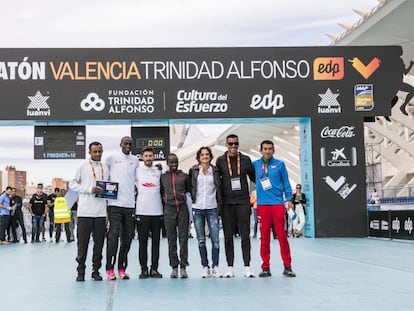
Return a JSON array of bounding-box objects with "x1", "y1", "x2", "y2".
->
[{"x1": 320, "y1": 126, "x2": 355, "y2": 138}]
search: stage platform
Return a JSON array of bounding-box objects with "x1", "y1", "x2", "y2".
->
[{"x1": 1, "y1": 236, "x2": 412, "y2": 311}]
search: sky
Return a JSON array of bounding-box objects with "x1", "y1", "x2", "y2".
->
[{"x1": 0, "y1": 0, "x2": 380, "y2": 185}]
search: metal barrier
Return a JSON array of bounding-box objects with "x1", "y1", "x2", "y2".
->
[{"x1": 368, "y1": 210, "x2": 414, "y2": 240}]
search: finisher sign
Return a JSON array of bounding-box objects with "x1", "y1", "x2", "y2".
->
[{"x1": 0, "y1": 47, "x2": 403, "y2": 121}]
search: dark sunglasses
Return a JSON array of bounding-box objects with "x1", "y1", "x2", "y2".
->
[
  {"x1": 227, "y1": 142, "x2": 239, "y2": 146},
  {"x1": 296, "y1": 187, "x2": 301, "y2": 189}
]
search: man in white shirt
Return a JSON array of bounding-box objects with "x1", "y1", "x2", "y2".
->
[
  {"x1": 136, "y1": 146, "x2": 163, "y2": 279},
  {"x1": 69, "y1": 142, "x2": 109, "y2": 282},
  {"x1": 104, "y1": 136, "x2": 139, "y2": 280}
]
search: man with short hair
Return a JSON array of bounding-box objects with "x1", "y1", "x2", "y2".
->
[
  {"x1": 28, "y1": 183, "x2": 48, "y2": 243},
  {"x1": 46, "y1": 187, "x2": 60, "y2": 241},
  {"x1": 216, "y1": 134, "x2": 256, "y2": 278},
  {"x1": 252, "y1": 140, "x2": 296, "y2": 278},
  {"x1": 104, "y1": 136, "x2": 139, "y2": 280},
  {"x1": 69, "y1": 142, "x2": 109, "y2": 282},
  {"x1": 135, "y1": 146, "x2": 163, "y2": 279},
  {"x1": 0, "y1": 186, "x2": 13, "y2": 245},
  {"x1": 9, "y1": 187, "x2": 27, "y2": 243}
]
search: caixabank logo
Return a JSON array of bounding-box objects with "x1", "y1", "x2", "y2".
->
[{"x1": 320, "y1": 147, "x2": 357, "y2": 167}]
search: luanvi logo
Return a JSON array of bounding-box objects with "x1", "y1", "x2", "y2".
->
[
  {"x1": 323, "y1": 175, "x2": 357, "y2": 199},
  {"x1": 27, "y1": 90, "x2": 50, "y2": 116},
  {"x1": 348, "y1": 57, "x2": 380, "y2": 79},
  {"x1": 317, "y1": 88, "x2": 341, "y2": 114},
  {"x1": 320, "y1": 147, "x2": 357, "y2": 167},
  {"x1": 313, "y1": 57, "x2": 344, "y2": 80},
  {"x1": 80, "y1": 92, "x2": 105, "y2": 112}
]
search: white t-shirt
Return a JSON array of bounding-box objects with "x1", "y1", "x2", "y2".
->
[
  {"x1": 135, "y1": 165, "x2": 163, "y2": 216},
  {"x1": 105, "y1": 152, "x2": 139, "y2": 208}
]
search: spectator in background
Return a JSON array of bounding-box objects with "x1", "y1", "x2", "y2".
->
[
  {"x1": 54, "y1": 189, "x2": 72, "y2": 243},
  {"x1": 69, "y1": 199, "x2": 78, "y2": 242},
  {"x1": 0, "y1": 186, "x2": 13, "y2": 245},
  {"x1": 250, "y1": 188, "x2": 258, "y2": 239},
  {"x1": 292, "y1": 184, "x2": 307, "y2": 238},
  {"x1": 28, "y1": 183, "x2": 48, "y2": 243},
  {"x1": 46, "y1": 187, "x2": 60, "y2": 242},
  {"x1": 10, "y1": 187, "x2": 27, "y2": 243},
  {"x1": 369, "y1": 188, "x2": 379, "y2": 204}
]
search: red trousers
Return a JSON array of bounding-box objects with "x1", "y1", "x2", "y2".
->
[{"x1": 257, "y1": 204, "x2": 291, "y2": 269}]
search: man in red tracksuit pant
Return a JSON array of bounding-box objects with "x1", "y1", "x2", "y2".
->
[{"x1": 252, "y1": 140, "x2": 296, "y2": 278}]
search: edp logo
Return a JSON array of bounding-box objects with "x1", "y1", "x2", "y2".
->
[{"x1": 250, "y1": 90, "x2": 284, "y2": 115}]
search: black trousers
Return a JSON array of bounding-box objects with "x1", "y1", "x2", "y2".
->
[
  {"x1": 10, "y1": 211, "x2": 27, "y2": 242},
  {"x1": 164, "y1": 208, "x2": 189, "y2": 268},
  {"x1": 0, "y1": 215, "x2": 11, "y2": 241},
  {"x1": 106, "y1": 206, "x2": 135, "y2": 271},
  {"x1": 76, "y1": 217, "x2": 106, "y2": 275},
  {"x1": 55, "y1": 222, "x2": 70, "y2": 242},
  {"x1": 221, "y1": 203, "x2": 251, "y2": 266},
  {"x1": 136, "y1": 215, "x2": 162, "y2": 271}
]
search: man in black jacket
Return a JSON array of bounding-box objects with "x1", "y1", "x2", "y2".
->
[
  {"x1": 216, "y1": 134, "x2": 256, "y2": 278},
  {"x1": 9, "y1": 188, "x2": 27, "y2": 243}
]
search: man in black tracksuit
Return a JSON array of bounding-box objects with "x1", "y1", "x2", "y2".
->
[
  {"x1": 216, "y1": 134, "x2": 256, "y2": 278},
  {"x1": 160, "y1": 153, "x2": 191, "y2": 279}
]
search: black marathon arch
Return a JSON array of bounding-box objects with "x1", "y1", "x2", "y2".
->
[{"x1": 0, "y1": 47, "x2": 404, "y2": 237}]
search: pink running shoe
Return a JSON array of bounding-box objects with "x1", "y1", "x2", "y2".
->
[
  {"x1": 106, "y1": 269, "x2": 116, "y2": 281},
  {"x1": 118, "y1": 270, "x2": 130, "y2": 280}
]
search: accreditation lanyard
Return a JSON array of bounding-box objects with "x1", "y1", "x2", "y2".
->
[
  {"x1": 89, "y1": 160, "x2": 104, "y2": 181},
  {"x1": 260, "y1": 161, "x2": 272, "y2": 191},
  {"x1": 226, "y1": 152, "x2": 241, "y2": 191}
]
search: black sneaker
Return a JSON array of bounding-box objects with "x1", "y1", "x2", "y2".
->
[
  {"x1": 259, "y1": 268, "x2": 272, "y2": 277},
  {"x1": 76, "y1": 274, "x2": 85, "y2": 282},
  {"x1": 91, "y1": 272, "x2": 103, "y2": 281},
  {"x1": 139, "y1": 269, "x2": 149, "y2": 279},
  {"x1": 283, "y1": 267, "x2": 296, "y2": 277},
  {"x1": 149, "y1": 269, "x2": 163, "y2": 278}
]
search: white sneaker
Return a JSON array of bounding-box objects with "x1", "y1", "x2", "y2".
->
[
  {"x1": 211, "y1": 267, "x2": 223, "y2": 278},
  {"x1": 224, "y1": 267, "x2": 235, "y2": 278},
  {"x1": 244, "y1": 266, "x2": 255, "y2": 278},
  {"x1": 201, "y1": 266, "x2": 210, "y2": 278}
]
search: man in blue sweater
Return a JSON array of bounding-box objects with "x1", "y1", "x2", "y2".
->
[{"x1": 252, "y1": 140, "x2": 296, "y2": 278}]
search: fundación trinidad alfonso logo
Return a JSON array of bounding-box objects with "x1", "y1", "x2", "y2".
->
[
  {"x1": 348, "y1": 57, "x2": 381, "y2": 79},
  {"x1": 80, "y1": 92, "x2": 105, "y2": 112}
]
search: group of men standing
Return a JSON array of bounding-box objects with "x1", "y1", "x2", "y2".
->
[
  {"x1": 0, "y1": 186, "x2": 27, "y2": 244},
  {"x1": 69, "y1": 134, "x2": 297, "y2": 282}
]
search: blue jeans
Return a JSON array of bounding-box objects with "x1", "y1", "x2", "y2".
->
[
  {"x1": 32, "y1": 215, "x2": 44, "y2": 241},
  {"x1": 193, "y1": 208, "x2": 220, "y2": 268}
]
